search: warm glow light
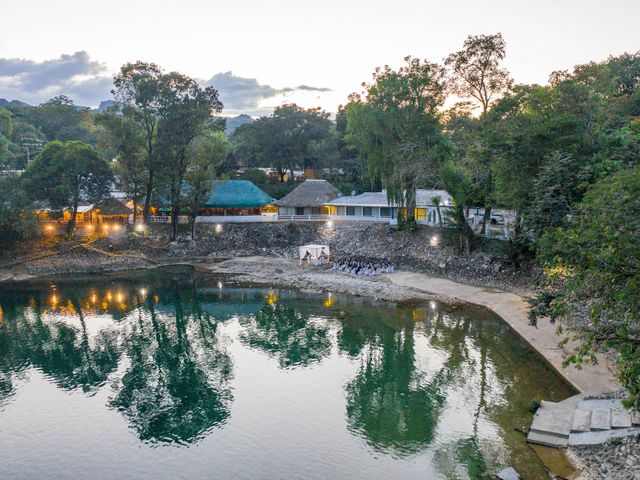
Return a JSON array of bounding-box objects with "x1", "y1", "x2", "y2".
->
[
  {"x1": 116, "y1": 292, "x2": 124, "y2": 303},
  {"x1": 85, "y1": 224, "x2": 93, "y2": 232},
  {"x1": 103, "y1": 224, "x2": 110, "y2": 231},
  {"x1": 429, "y1": 235, "x2": 439, "y2": 247},
  {"x1": 215, "y1": 224, "x2": 223, "y2": 233},
  {"x1": 326, "y1": 220, "x2": 334, "y2": 228},
  {"x1": 90, "y1": 293, "x2": 97, "y2": 303},
  {"x1": 113, "y1": 224, "x2": 120, "y2": 231},
  {"x1": 323, "y1": 291, "x2": 334, "y2": 307},
  {"x1": 135, "y1": 223, "x2": 145, "y2": 232},
  {"x1": 45, "y1": 225, "x2": 54, "y2": 232},
  {"x1": 50, "y1": 294, "x2": 58, "y2": 305},
  {"x1": 139, "y1": 288, "x2": 147, "y2": 297},
  {"x1": 106, "y1": 291, "x2": 113, "y2": 301}
]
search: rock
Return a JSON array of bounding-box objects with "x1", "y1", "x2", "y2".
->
[{"x1": 497, "y1": 467, "x2": 520, "y2": 480}]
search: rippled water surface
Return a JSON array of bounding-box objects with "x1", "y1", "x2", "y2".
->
[{"x1": 0, "y1": 267, "x2": 574, "y2": 479}]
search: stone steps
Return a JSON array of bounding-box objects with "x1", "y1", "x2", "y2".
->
[{"x1": 527, "y1": 397, "x2": 640, "y2": 447}]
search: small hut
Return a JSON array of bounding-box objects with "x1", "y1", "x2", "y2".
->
[
  {"x1": 275, "y1": 180, "x2": 342, "y2": 217},
  {"x1": 199, "y1": 180, "x2": 275, "y2": 216},
  {"x1": 92, "y1": 198, "x2": 132, "y2": 224}
]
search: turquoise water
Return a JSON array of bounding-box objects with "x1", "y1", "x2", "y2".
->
[{"x1": 0, "y1": 267, "x2": 574, "y2": 479}]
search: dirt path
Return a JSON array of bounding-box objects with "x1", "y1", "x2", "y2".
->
[{"x1": 389, "y1": 271, "x2": 619, "y2": 395}]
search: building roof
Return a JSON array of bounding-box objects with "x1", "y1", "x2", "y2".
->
[
  {"x1": 204, "y1": 180, "x2": 274, "y2": 209},
  {"x1": 275, "y1": 180, "x2": 342, "y2": 207},
  {"x1": 326, "y1": 189, "x2": 452, "y2": 208},
  {"x1": 94, "y1": 198, "x2": 131, "y2": 216},
  {"x1": 416, "y1": 189, "x2": 452, "y2": 207}
]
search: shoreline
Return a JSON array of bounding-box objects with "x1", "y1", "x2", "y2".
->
[{"x1": 1, "y1": 253, "x2": 619, "y2": 396}]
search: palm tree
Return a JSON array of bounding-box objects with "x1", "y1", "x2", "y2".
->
[{"x1": 431, "y1": 195, "x2": 442, "y2": 225}]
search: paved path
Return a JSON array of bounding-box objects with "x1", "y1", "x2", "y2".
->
[{"x1": 389, "y1": 271, "x2": 619, "y2": 395}]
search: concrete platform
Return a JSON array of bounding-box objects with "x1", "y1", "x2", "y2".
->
[
  {"x1": 611, "y1": 409, "x2": 632, "y2": 428},
  {"x1": 632, "y1": 412, "x2": 640, "y2": 426},
  {"x1": 590, "y1": 409, "x2": 612, "y2": 431},
  {"x1": 571, "y1": 409, "x2": 592, "y2": 432},
  {"x1": 527, "y1": 430, "x2": 569, "y2": 448},
  {"x1": 529, "y1": 402, "x2": 574, "y2": 438}
]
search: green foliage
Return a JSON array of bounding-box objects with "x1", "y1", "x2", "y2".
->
[
  {"x1": 231, "y1": 104, "x2": 335, "y2": 182},
  {"x1": 0, "y1": 174, "x2": 35, "y2": 250},
  {"x1": 533, "y1": 166, "x2": 640, "y2": 409},
  {"x1": 445, "y1": 33, "x2": 512, "y2": 114},
  {"x1": 184, "y1": 131, "x2": 231, "y2": 239},
  {"x1": 345, "y1": 56, "x2": 449, "y2": 220},
  {"x1": 441, "y1": 161, "x2": 475, "y2": 252},
  {"x1": 22, "y1": 141, "x2": 113, "y2": 233}
]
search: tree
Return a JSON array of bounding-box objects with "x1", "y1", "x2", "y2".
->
[
  {"x1": 0, "y1": 174, "x2": 34, "y2": 250},
  {"x1": 345, "y1": 57, "x2": 449, "y2": 225},
  {"x1": 30, "y1": 96, "x2": 95, "y2": 143},
  {"x1": 155, "y1": 72, "x2": 224, "y2": 240},
  {"x1": 441, "y1": 161, "x2": 475, "y2": 253},
  {"x1": 445, "y1": 33, "x2": 512, "y2": 115},
  {"x1": 445, "y1": 33, "x2": 512, "y2": 233},
  {"x1": 112, "y1": 62, "x2": 165, "y2": 221},
  {"x1": 532, "y1": 165, "x2": 640, "y2": 410},
  {"x1": 184, "y1": 131, "x2": 231, "y2": 240},
  {"x1": 231, "y1": 104, "x2": 335, "y2": 183},
  {"x1": 431, "y1": 195, "x2": 442, "y2": 225},
  {"x1": 96, "y1": 111, "x2": 147, "y2": 223},
  {"x1": 22, "y1": 141, "x2": 113, "y2": 234}
]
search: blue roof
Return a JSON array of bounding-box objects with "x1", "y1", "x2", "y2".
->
[{"x1": 203, "y1": 180, "x2": 274, "y2": 209}]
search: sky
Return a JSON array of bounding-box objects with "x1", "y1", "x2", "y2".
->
[{"x1": 1, "y1": 0, "x2": 639, "y2": 116}]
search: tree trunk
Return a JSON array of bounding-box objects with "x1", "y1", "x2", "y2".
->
[
  {"x1": 132, "y1": 198, "x2": 138, "y2": 224},
  {"x1": 66, "y1": 199, "x2": 79, "y2": 236},
  {"x1": 143, "y1": 169, "x2": 154, "y2": 222},
  {"x1": 436, "y1": 205, "x2": 442, "y2": 225},
  {"x1": 482, "y1": 205, "x2": 492, "y2": 236},
  {"x1": 171, "y1": 204, "x2": 180, "y2": 241},
  {"x1": 190, "y1": 215, "x2": 197, "y2": 241}
]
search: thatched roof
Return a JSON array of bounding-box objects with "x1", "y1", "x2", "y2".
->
[
  {"x1": 204, "y1": 180, "x2": 274, "y2": 208},
  {"x1": 275, "y1": 180, "x2": 342, "y2": 207},
  {"x1": 95, "y1": 198, "x2": 131, "y2": 216}
]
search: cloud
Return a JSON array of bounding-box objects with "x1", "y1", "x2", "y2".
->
[
  {"x1": 0, "y1": 53, "x2": 333, "y2": 114},
  {"x1": 0, "y1": 51, "x2": 112, "y2": 107},
  {"x1": 205, "y1": 71, "x2": 332, "y2": 115}
]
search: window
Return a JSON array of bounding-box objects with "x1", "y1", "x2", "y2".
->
[
  {"x1": 380, "y1": 207, "x2": 391, "y2": 217},
  {"x1": 311, "y1": 207, "x2": 321, "y2": 215},
  {"x1": 346, "y1": 206, "x2": 355, "y2": 216},
  {"x1": 295, "y1": 207, "x2": 305, "y2": 215},
  {"x1": 363, "y1": 206, "x2": 372, "y2": 217}
]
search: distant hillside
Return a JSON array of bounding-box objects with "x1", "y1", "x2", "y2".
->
[
  {"x1": 225, "y1": 114, "x2": 253, "y2": 135},
  {"x1": 0, "y1": 99, "x2": 32, "y2": 109}
]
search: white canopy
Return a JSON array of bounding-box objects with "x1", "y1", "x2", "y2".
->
[{"x1": 299, "y1": 244, "x2": 330, "y2": 265}]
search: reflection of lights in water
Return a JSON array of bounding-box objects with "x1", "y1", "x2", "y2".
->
[
  {"x1": 50, "y1": 294, "x2": 58, "y2": 305},
  {"x1": 116, "y1": 292, "x2": 124, "y2": 303},
  {"x1": 0, "y1": 305, "x2": 3, "y2": 324},
  {"x1": 266, "y1": 292, "x2": 278, "y2": 305},
  {"x1": 323, "y1": 291, "x2": 334, "y2": 307},
  {"x1": 215, "y1": 224, "x2": 223, "y2": 233},
  {"x1": 154, "y1": 294, "x2": 160, "y2": 304},
  {"x1": 217, "y1": 281, "x2": 223, "y2": 290},
  {"x1": 429, "y1": 301, "x2": 437, "y2": 311},
  {"x1": 90, "y1": 293, "x2": 97, "y2": 303},
  {"x1": 139, "y1": 288, "x2": 147, "y2": 297},
  {"x1": 106, "y1": 291, "x2": 113, "y2": 301},
  {"x1": 412, "y1": 308, "x2": 426, "y2": 321},
  {"x1": 429, "y1": 235, "x2": 439, "y2": 247}
]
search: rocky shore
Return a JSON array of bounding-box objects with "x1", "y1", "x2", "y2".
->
[{"x1": 568, "y1": 435, "x2": 640, "y2": 479}]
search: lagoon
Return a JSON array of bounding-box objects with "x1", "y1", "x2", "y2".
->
[{"x1": 0, "y1": 267, "x2": 574, "y2": 479}]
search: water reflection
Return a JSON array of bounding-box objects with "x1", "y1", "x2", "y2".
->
[
  {"x1": 239, "y1": 303, "x2": 331, "y2": 368},
  {"x1": 0, "y1": 269, "x2": 575, "y2": 479},
  {"x1": 110, "y1": 286, "x2": 233, "y2": 444}
]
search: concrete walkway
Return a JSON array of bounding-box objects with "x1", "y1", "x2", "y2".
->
[{"x1": 389, "y1": 271, "x2": 619, "y2": 395}]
